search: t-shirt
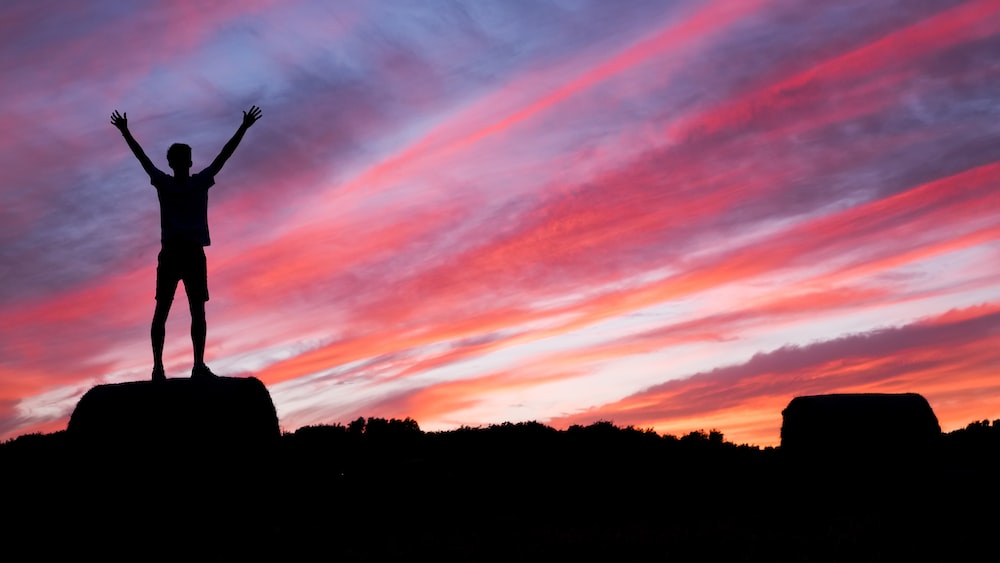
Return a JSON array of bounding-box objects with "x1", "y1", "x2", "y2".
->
[{"x1": 150, "y1": 168, "x2": 216, "y2": 246}]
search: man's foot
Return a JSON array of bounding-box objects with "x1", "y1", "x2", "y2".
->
[
  {"x1": 191, "y1": 363, "x2": 218, "y2": 380},
  {"x1": 152, "y1": 366, "x2": 166, "y2": 382}
]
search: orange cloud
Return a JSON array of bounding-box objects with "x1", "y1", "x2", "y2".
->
[
  {"x1": 549, "y1": 304, "x2": 1000, "y2": 446},
  {"x1": 361, "y1": 367, "x2": 584, "y2": 424}
]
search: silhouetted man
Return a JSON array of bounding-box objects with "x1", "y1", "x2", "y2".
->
[{"x1": 111, "y1": 106, "x2": 262, "y2": 381}]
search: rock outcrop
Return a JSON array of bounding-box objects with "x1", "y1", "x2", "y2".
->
[
  {"x1": 62, "y1": 376, "x2": 280, "y2": 538},
  {"x1": 68, "y1": 376, "x2": 279, "y2": 455}
]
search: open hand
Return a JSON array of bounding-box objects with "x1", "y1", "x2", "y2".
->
[
  {"x1": 242, "y1": 105, "x2": 262, "y2": 128},
  {"x1": 110, "y1": 110, "x2": 128, "y2": 131}
]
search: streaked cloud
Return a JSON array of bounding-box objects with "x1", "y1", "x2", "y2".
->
[{"x1": 1, "y1": 0, "x2": 998, "y2": 443}]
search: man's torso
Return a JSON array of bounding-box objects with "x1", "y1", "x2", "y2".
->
[{"x1": 151, "y1": 168, "x2": 215, "y2": 246}]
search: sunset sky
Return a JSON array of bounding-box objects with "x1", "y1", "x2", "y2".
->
[{"x1": 2, "y1": 0, "x2": 999, "y2": 446}]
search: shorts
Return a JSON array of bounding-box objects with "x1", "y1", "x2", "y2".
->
[{"x1": 156, "y1": 243, "x2": 209, "y2": 302}]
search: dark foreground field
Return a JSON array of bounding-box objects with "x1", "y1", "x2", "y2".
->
[{"x1": 3, "y1": 418, "x2": 999, "y2": 561}]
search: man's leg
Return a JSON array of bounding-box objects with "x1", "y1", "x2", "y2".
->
[
  {"x1": 185, "y1": 245, "x2": 215, "y2": 378},
  {"x1": 151, "y1": 298, "x2": 172, "y2": 379},
  {"x1": 189, "y1": 298, "x2": 207, "y2": 368},
  {"x1": 152, "y1": 246, "x2": 180, "y2": 381}
]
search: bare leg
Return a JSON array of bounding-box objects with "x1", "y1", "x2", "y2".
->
[
  {"x1": 152, "y1": 298, "x2": 172, "y2": 372},
  {"x1": 189, "y1": 298, "x2": 207, "y2": 367}
]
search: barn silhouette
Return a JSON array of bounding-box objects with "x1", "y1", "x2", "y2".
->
[{"x1": 780, "y1": 392, "x2": 940, "y2": 462}]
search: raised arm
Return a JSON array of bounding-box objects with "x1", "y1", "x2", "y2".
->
[
  {"x1": 206, "y1": 105, "x2": 261, "y2": 177},
  {"x1": 110, "y1": 110, "x2": 158, "y2": 177}
]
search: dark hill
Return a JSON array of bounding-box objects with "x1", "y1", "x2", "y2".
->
[{"x1": 3, "y1": 398, "x2": 1000, "y2": 559}]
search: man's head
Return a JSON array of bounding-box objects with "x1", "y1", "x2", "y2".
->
[{"x1": 166, "y1": 143, "x2": 192, "y2": 173}]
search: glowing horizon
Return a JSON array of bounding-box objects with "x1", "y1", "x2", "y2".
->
[{"x1": 2, "y1": 0, "x2": 999, "y2": 446}]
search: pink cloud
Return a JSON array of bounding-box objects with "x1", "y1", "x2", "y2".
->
[
  {"x1": 2, "y1": 1, "x2": 999, "y2": 443},
  {"x1": 668, "y1": 0, "x2": 1000, "y2": 143}
]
